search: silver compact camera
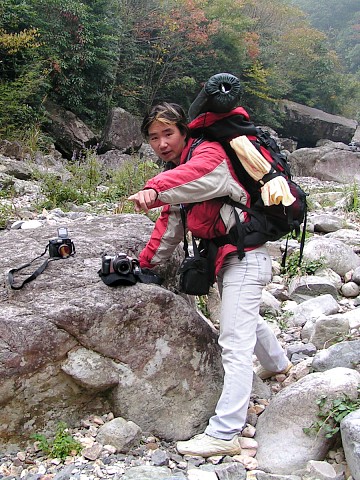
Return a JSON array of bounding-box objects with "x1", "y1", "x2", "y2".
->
[{"x1": 101, "y1": 253, "x2": 140, "y2": 275}]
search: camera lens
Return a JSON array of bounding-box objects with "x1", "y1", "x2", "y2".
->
[
  {"x1": 58, "y1": 243, "x2": 72, "y2": 258},
  {"x1": 113, "y1": 257, "x2": 131, "y2": 274}
]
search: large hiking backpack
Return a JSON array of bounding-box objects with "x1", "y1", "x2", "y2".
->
[{"x1": 187, "y1": 73, "x2": 308, "y2": 266}]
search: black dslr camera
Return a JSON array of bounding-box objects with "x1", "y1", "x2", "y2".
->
[
  {"x1": 101, "y1": 253, "x2": 140, "y2": 276},
  {"x1": 49, "y1": 227, "x2": 75, "y2": 258}
]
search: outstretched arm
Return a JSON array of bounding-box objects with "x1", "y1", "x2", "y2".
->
[{"x1": 128, "y1": 188, "x2": 158, "y2": 213}]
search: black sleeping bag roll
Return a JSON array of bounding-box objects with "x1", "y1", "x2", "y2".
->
[{"x1": 188, "y1": 73, "x2": 242, "y2": 121}]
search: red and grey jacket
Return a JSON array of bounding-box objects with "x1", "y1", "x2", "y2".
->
[{"x1": 139, "y1": 108, "x2": 258, "y2": 275}]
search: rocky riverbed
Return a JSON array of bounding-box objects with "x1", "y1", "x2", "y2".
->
[{"x1": 1, "y1": 153, "x2": 360, "y2": 480}]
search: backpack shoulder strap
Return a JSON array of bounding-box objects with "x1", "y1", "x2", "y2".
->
[
  {"x1": 219, "y1": 140, "x2": 260, "y2": 200},
  {"x1": 185, "y1": 136, "x2": 205, "y2": 163},
  {"x1": 255, "y1": 127, "x2": 292, "y2": 178}
]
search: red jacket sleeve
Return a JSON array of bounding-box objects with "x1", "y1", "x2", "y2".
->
[
  {"x1": 139, "y1": 204, "x2": 184, "y2": 268},
  {"x1": 143, "y1": 141, "x2": 248, "y2": 208}
]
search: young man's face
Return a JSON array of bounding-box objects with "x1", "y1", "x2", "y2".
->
[{"x1": 148, "y1": 121, "x2": 187, "y2": 165}]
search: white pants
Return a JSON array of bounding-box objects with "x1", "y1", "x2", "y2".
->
[{"x1": 205, "y1": 246, "x2": 289, "y2": 440}]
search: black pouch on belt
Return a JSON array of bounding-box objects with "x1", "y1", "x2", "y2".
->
[{"x1": 178, "y1": 236, "x2": 212, "y2": 296}]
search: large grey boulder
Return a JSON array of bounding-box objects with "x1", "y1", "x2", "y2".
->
[
  {"x1": 121, "y1": 465, "x2": 180, "y2": 479},
  {"x1": 289, "y1": 294, "x2": 340, "y2": 327},
  {"x1": 303, "y1": 237, "x2": 360, "y2": 277},
  {"x1": 44, "y1": 100, "x2": 98, "y2": 159},
  {"x1": 0, "y1": 154, "x2": 32, "y2": 180},
  {"x1": 352, "y1": 125, "x2": 360, "y2": 143},
  {"x1": 100, "y1": 107, "x2": 143, "y2": 154},
  {"x1": 278, "y1": 101, "x2": 357, "y2": 147},
  {"x1": 301, "y1": 313, "x2": 350, "y2": 349},
  {"x1": 309, "y1": 213, "x2": 347, "y2": 233},
  {"x1": 255, "y1": 367, "x2": 360, "y2": 474},
  {"x1": 97, "y1": 150, "x2": 134, "y2": 172},
  {"x1": 288, "y1": 141, "x2": 360, "y2": 184},
  {"x1": 0, "y1": 139, "x2": 25, "y2": 160},
  {"x1": 340, "y1": 409, "x2": 360, "y2": 480},
  {"x1": 288, "y1": 275, "x2": 338, "y2": 303},
  {"x1": 0, "y1": 214, "x2": 223, "y2": 448},
  {"x1": 312, "y1": 340, "x2": 360, "y2": 372},
  {"x1": 324, "y1": 229, "x2": 360, "y2": 251}
]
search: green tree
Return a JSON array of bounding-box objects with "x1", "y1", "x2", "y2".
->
[
  {"x1": 0, "y1": 0, "x2": 123, "y2": 131},
  {"x1": 0, "y1": 0, "x2": 49, "y2": 138},
  {"x1": 0, "y1": 0, "x2": 42, "y2": 81},
  {"x1": 113, "y1": 0, "x2": 221, "y2": 112},
  {"x1": 28, "y1": 0, "x2": 121, "y2": 126},
  {"x1": 291, "y1": 0, "x2": 359, "y2": 31},
  {"x1": 291, "y1": 0, "x2": 360, "y2": 74},
  {"x1": 1, "y1": 0, "x2": 358, "y2": 142}
]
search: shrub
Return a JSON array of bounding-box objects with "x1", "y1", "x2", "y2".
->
[
  {"x1": 0, "y1": 203, "x2": 15, "y2": 229},
  {"x1": 34, "y1": 148, "x2": 104, "y2": 210},
  {"x1": 304, "y1": 391, "x2": 360, "y2": 439},
  {"x1": 32, "y1": 421, "x2": 82, "y2": 461},
  {"x1": 282, "y1": 250, "x2": 324, "y2": 279},
  {"x1": 345, "y1": 181, "x2": 360, "y2": 216},
  {"x1": 33, "y1": 149, "x2": 160, "y2": 217}
]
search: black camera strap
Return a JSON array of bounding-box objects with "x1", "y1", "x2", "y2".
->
[
  {"x1": 7, "y1": 246, "x2": 73, "y2": 290},
  {"x1": 8, "y1": 245, "x2": 51, "y2": 290},
  {"x1": 98, "y1": 267, "x2": 163, "y2": 287},
  {"x1": 136, "y1": 268, "x2": 163, "y2": 285}
]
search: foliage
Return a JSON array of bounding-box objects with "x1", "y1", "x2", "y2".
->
[
  {"x1": 31, "y1": 0, "x2": 121, "y2": 125},
  {"x1": 34, "y1": 148, "x2": 104, "y2": 210},
  {"x1": 291, "y1": 0, "x2": 360, "y2": 74},
  {"x1": 0, "y1": 0, "x2": 121, "y2": 129},
  {"x1": 19, "y1": 124, "x2": 53, "y2": 157},
  {"x1": 1, "y1": 0, "x2": 359, "y2": 140},
  {"x1": 324, "y1": 330, "x2": 360, "y2": 349},
  {"x1": 344, "y1": 181, "x2": 360, "y2": 214},
  {"x1": 240, "y1": 61, "x2": 278, "y2": 123},
  {"x1": 102, "y1": 159, "x2": 159, "y2": 204},
  {"x1": 338, "y1": 73, "x2": 360, "y2": 121},
  {"x1": 0, "y1": 203, "x2": 15, "y2": 229},
  {"x1": 0, "y1": 3, "x2": 49, "y2": 139},
  {"x1": 0, "y1": 66, "x2": 50, "y2": 138},
  {"x1": 101, "y1": 158, "x2": 160, "y2": 221},
  {"x1": 196, "y1": 295, "x2": 210, "y2": 318},
  {"x1": 267, "y1": 24, "x2": 343, "y2": 113},
  {"x1": 203, "y1": 0, "x2": 252, "y2": 80},
  {"x1": 32, "y1": 422, "x2": 82, "y2": 461},
  {"x1": 290, "y1": 0, "x2": 360, "y2": 119},
  {"x1": 263, "y1": 309, "x2": 291, "y2": 331},
  {"x1": 281, "y1": 250, "x2": 324, "y2": 279},
  {"x1": 0, "y1": 177, "x2": 18, "y2": 228},
  {"x1": 33, "y1": 148, "x2": 159, "y2": 214},
  {"x1": 303, "y1": 391, "x2": 360, "y2": 439},
  {"x1": 0, "y1": 177, "x2": 15, "y2": 199},
  {"x1": 0, "y1": 27, "x2": 41, "y2": 54},
  {"x1": 117, "y1": 0, "x2": 221, "y2": 111}
]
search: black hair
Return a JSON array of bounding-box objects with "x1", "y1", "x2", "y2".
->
[{"x1": 141, "y1": 102, "x2": 190, "y2": 140}]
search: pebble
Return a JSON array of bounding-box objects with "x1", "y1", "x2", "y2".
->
[
  {"x1": 0, "y1": 402, "x2": 349, "y2": 480},
  {"x1": 241, "y1": 425, "x2": 256, "y2": 438}
]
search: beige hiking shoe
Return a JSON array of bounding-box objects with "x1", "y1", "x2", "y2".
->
[
  {"x1": 176, "y1": 433, "x2": 241, "y2": 457},
  {"x1": 255, "y1": 361, "x2": 293, "y2": 380}
]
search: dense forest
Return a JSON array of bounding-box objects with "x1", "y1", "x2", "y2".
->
[
  {"x1": 291, "y1": 0, "x2": 360, "y2": 74},
  {"x1": 1, "y1": 0, "x2": 359, "y2": 146}
]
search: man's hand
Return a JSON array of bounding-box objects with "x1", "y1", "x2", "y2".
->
[{"x1": 128, "y1": 189, "x2": 158, "y2": 213}]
